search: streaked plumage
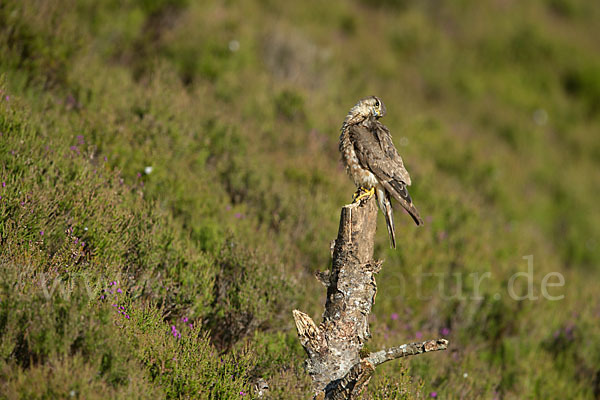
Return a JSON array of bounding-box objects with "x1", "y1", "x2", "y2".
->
[{"x1": 339, "y1": 96, "x2": 423, "y2": 248}]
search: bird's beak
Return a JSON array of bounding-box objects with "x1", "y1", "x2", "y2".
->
[{"x1": 373, "y1": 107, "x2": 380, "y2": 117}]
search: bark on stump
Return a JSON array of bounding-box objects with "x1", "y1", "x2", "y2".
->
[{"x1": 293, "y1": 198, "x2": 448, "y2": 399}]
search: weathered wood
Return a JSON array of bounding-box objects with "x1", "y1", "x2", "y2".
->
[
  {"x1": 293, "y1": 197, "x2": 448, "y2": 399},
  {"x1": 325, "y1": 360, "x2": 375, "y2": 400},
  {"x1": 365, "y1": 339, "x2": 449, "y2": 367},
  {"x1": 294, "y1": 198, "x2": 378, "y2": 393}
]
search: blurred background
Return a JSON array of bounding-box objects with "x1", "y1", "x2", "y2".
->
[{"x1": 1, "y1": 0, "x2": 599, "y2": 398}]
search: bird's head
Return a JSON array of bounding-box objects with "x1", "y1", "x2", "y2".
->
[{"x1": 346, "y1": 96, "x2": 386, "y2": 124}]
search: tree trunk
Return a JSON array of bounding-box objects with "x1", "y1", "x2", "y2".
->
[{"x1": 293, "y1": 198, "x2": 448, "y2": 399}]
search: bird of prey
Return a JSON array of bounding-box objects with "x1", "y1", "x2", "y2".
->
[{"x1": 339, "y1": 96, "x2": 423, "y2": 248}]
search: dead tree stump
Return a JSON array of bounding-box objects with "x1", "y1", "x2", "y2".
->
[{"x1": 293, "y1": 198, "x2": 448, "y2": 399}]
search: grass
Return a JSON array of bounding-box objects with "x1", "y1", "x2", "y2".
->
[{"x1": 1, "y1": 0, "x2": 599, "y2": 398}]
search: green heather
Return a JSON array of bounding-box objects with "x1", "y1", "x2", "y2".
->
[{"x1": 1, "y1": 0, "x2": 599, "y2": 398}]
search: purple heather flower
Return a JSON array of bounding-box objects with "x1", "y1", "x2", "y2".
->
[
  {"x1": 2, "y1": 182, "x2": 5, "y2": 187},
  {"x1": 40, "y1": 231, "x2": 44, "y2": 236},
  {"x1": 100, "y1": 295, "x2": 105, "y2": 300},
  {"x1": 390, "y1": 312, "x2": 399, "y2": 321},
  {"x1": 77, "y1": 135, "x2": 85, "y2": 145},
  {"x1": 234, "y1": 212, "x2": 243, "y2": 219},
  {"x1": 565, "y1": 324, "x2": 575, "y2": 340},
  {"x1": 104, "y1": 156, "x2": 107, "y2": 162},
  {"x1": 112, "y1": 304, "x2": 118, "y2": 307},
  {"x1": 416, "y1": 331, "x2": 423, "y2": 339},
  {"x1": 5, "y1": 96, "x2": 9, "y2": 101},
  {"x1": 181, "y1": 316, "x2": 188, "y2": 322},
  {"x1": 188, "y1": 323, "x2": 193, "y2": 329},
  {"x1": 126, "y1": 315, "x2": 130, "y2": 319},
  {"x1": 171, "y1": 325, "x2": 180, "y2": 338},
  {"x1": 441, "y1": 327, "x2": 450, "y2": 336},
  {"x1": 116, "y1": 288, "x2": 123, "y2": 293},
  {"x1": 430, "y1": 392, "x2": 437, "y2": 398},
  {"x1": 70, "y1": 145, "x2": 79, "y2": 152},
  {"x1": 240, "y1": 392, "x2": 246, "y2": 396}
]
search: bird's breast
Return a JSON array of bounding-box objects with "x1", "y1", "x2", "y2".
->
[{"x1": 340, "y1": 133, "x2": 379, "y2": 188}]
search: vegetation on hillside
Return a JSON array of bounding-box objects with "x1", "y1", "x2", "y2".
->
[{"x1": 1, "y1": 0, "x2": 599, "y2": 398}]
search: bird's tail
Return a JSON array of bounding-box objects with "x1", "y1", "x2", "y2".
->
[
  {"x1": 387, "y1": 180, "x2": 424, "y2": 226},
  {"x1": 377, "y1": 187, "x2": 396, "y2": 248}
]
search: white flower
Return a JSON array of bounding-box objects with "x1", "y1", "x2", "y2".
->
[
  {"x1": 144, "y1": 166, "x2": 153, "y2": 175},
  {"x1": 228, "y1": 40, "x2": 240, "y2": 52}
]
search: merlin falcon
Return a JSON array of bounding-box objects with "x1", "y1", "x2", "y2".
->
[{"x1": 339, "y1": 96, "x2": 423, "y2": 248}]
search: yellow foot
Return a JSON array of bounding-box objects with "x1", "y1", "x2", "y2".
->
[{"x1": 352, "y1": 186, "x2": 375, "y2": 203}]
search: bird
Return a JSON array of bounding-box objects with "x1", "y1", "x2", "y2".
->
[{"x1": 339, "y1": 96, "x2": 423, "y2": 248}]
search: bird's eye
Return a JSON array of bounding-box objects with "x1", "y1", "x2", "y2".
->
[{"x1": 375, "y1": 100, "x2": 380, "y2": 107}]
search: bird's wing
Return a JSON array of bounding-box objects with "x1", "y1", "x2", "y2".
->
[
  {"x1": 349, "y1": 124, "x2": 423, "y2": 225},
  {"x1": 373, "y1": 122, "x2": 411, "y2": 186}
]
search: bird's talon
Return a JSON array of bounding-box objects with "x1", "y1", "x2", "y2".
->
[{"x1": 353, "y1": 187, "x2": 375, "y2": 203}]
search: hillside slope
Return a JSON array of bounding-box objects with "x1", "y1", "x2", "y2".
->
[{"x1": 1, "y1": 0, "x2": 599, "y2": 398}]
